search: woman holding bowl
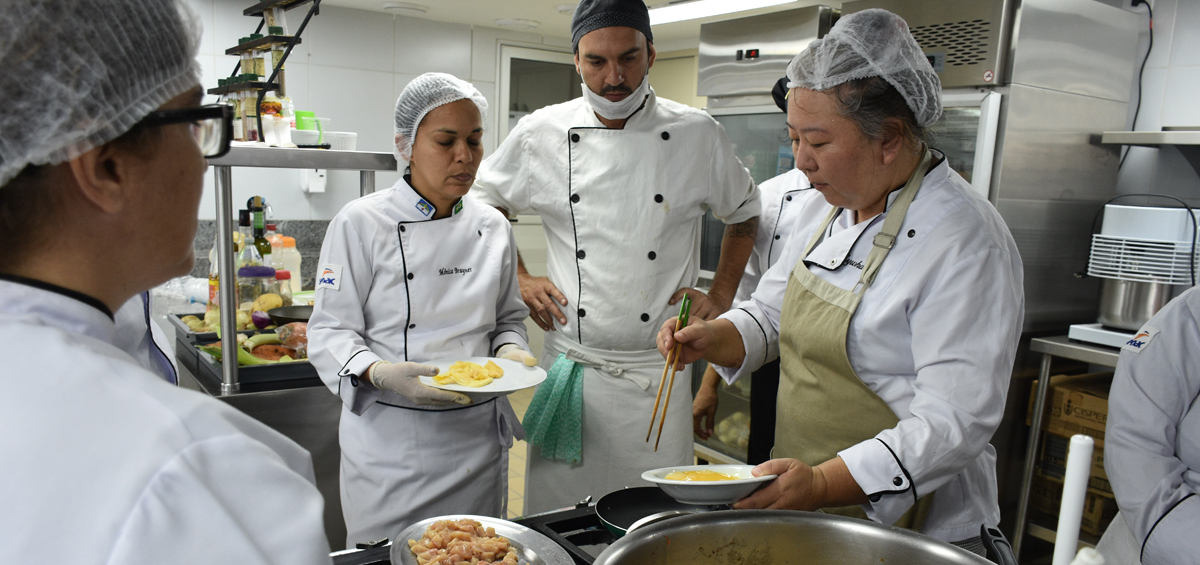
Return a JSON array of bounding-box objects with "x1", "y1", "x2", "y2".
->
[{"x1": 657, "y1": 9, "x2": 1023, "y2": 553}]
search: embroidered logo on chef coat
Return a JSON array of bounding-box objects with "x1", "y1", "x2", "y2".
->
[
  {"x1": 438, "y1": 267, "x2": 473, "y2": 276},
  {"x1": 415, "y1": 198, "x2": 434, "y2": 217},
  {"x1": 317, "y1": 264, "x2": 343, "y2": 291},
  {"x1": 453, "y1": 200, "x2": 463, "y2": 215},
  {"x1": 1122, "y1": 326, "x2": 1159, "y2": 353}
]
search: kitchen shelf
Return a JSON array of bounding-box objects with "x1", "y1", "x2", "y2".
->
[
  {"x1": 210, "y1": 146, "x2": 396, "y2": 171},
  {"x1": 1101, "y1": 130, "x2": 1200, "y2": 146},
  {"x1": 207, "y1": 147, "x2": 395, "y2": 396},
  {"x1": 206, "y1": 81, "x2": 282, "y2": 96},
  {"x1": 225, "y1": 35, "x2": 300, "y2": 56},
  {"x1": 244, "y1": 0, "x2": 314, "y2": 17},
  {"x1": 1102, "y1": 128, "x2": 1200, "y2": 178},
  {"x1": 1012, "y1": 336, "x2": 1120, "y2": 558},
  {"x1": 1027, "y1": 520, "x2": 1100, "y2": 550},
  {"x1": 694, "y1": 442, "x2": 744, "y2": 465}
]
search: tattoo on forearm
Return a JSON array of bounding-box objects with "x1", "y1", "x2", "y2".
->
[{"x1": 727, "y1": 217, "x2": 759, "y2": 238}]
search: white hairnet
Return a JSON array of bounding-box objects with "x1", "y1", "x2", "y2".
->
[
  {"x1": 0, "y1": 0, "x2": 203, "y2": 187},
  {"x1": 394, "y1": 73, "x2": 488, "y2": 163},
  {"x1": 786, "y1": 9, "x2": 942, "y2": 128}
]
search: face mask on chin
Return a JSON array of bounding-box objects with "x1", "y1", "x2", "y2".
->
[{"x1": 580, "y1": 72, "x2": 651, "y2": 121}]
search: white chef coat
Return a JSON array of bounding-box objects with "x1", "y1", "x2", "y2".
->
[
  {"x1": 113, "y1": 291, "x2": 178, "y2": 384},
  {"x1": 716, "y1": 156, "x2": 1024, "y2": 543},
  {"x1": 0, "y1": 275, "x2": 330, "y2": 565},
  {"x1": 1102, "y1": 285, "x2": 1200, "y2": 565},
  {"x1": 733, "y1": 168, "x2": 812, "y2": 305},
  {"x1": 471, "y1": 87, "x2": 760, "y2": 351},
  {"x1": 309, "y1": 177, "x2": 529, "y2": 546}
]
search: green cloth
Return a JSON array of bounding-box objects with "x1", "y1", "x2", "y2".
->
[{"x1": 522, "y1": 353, "x2": 583, "y2": 463}]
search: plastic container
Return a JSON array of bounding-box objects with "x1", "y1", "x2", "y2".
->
[
  {"x1": 294, "y1": 110, "x2": 317, "y2": 130},
  {"x1": 237, "y1": 265, "x2": 276, "y2": 310},
  {"x1": 279, "y1": 236, "x2": 303, "y2": 293},
  {"x1": 275, "y1": 270, "x2": 294, "y2": 306},
  {"x1": 325, "y1": 131, "x2": 357, "y2": 151}
]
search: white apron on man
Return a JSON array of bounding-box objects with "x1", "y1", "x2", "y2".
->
[
  {"x1": 0, "y1": 275, "x2": 331, "y2": 565},
  {"x1": 472, "y1": 88, "x2": 759, "y2": 513},
  {"x1": 309, "y1": 178, "x2": 529, "y2": 546}
]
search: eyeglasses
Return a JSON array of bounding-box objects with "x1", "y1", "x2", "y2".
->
[{"x1": 138, "y1": 104, "x2": 233, "y2": 159}]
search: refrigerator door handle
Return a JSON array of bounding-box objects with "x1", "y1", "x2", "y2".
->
[{"x1": 972, "y1": 91, "x2": 1003, "y2": 203}]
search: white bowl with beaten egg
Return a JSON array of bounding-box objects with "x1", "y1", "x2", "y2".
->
[{"x1": 642, "y1": 465, "x2": 777, "y2": 505}]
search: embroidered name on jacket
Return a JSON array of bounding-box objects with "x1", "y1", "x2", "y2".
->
[{"x1": 439, "y1": 267, "x2": 473, "y2": 276}]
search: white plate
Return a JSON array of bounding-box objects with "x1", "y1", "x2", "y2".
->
[
  {"x1": 642, "y1": 464, "x2": 777, "y2": 505},
  {"x1": 419, "y1": 356, "x2": 547, "y2": 396},
  {"x1": 391, "y1": 514, "x2": 572, "y2": 565}
]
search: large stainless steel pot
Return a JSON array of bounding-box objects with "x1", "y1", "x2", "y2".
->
[
  {"x1": 594, "y1": 510, "x2": 1012, "y2": 565},
  {"x1": 1098, "y1": 278, "x2": 1173, "y2": 331}
]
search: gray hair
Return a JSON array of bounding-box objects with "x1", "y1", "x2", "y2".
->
[{"x1": 823, "y1": 76, "x2": 932, "y2": 150}]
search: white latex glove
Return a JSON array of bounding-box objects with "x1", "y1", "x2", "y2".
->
[
  {"x1": 368, "y1": 361, "x2": 471, "y2": 406},
  {"x1": 496, "y1": 344, "x2": 537, "y2": 367}
]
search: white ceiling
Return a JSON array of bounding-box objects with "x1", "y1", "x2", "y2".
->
[{"x1": 321, "y1": 0, "x2": 841, "y2": 52}]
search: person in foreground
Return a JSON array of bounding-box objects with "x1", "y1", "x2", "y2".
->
[
  {"x1": 309, "y1": 73, "x2": 533, "y2": 547},
  {"x1": 1095, "y1": 285, "x2": 1200, "y2": 565},
  {"x1": 0, "y1": 0, "x2": 331, "y2": 563},
  {"x1": 657, "y1": 9, "x2": 1024, "y2": 553}
]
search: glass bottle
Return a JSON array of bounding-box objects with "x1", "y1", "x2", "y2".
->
[
  {"x1": 236, "y1": 209, "x2": 262, "y2": 268},
  {"x1": 250, "y1": 196, "x2": 272, "y2": 266}
]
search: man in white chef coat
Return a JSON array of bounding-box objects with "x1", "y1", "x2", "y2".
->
[
  {"x1": 0, "y1": 1, "x2": 331, "y2": 563},
  {"x1": 471, "y1": 0, "x2": 761, "y2": 513}
]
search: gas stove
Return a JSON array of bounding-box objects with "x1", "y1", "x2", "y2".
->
[{"x1": 330, "y1": 502, "x2": 615, "y2": 565}]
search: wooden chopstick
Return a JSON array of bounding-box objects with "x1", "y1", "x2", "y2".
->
[
  {"x1": 654, "y1": 346, "x2": 683, "y2": 451},
  {"x1": 647, "y1": 318, "x2": 683, "y2": 442},
  {"x1": 649, "y1": 294, "x2": 691, "y2": 450}
]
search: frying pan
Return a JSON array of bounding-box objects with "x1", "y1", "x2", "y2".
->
[
  {"x1": 595, "y1": 487, "x2": 728, "y2": 538},
  {"x1": 267, "y1": 305, "x2": 312, "y2": 325}
]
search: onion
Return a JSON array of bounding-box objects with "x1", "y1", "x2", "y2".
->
[{"x1": 251, "y1": 310, "x2": 273, "y2": 329}]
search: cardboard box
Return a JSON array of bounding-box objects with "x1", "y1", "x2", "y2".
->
[
  {"x1": 1029, "y1": 472, "x2": 1118, "y2": 537},
  {"x1": 1027, "y1": 373, "x2": 1112, "y2": 445},
  {"x1": 1039, "y1": 431, "x2": 1111, "y2": 495}
]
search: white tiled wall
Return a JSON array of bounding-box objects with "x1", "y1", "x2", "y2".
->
[
  {"x1": 1116, "y1": 0, "x2": 1200, "y2": 199},
  {"x1": 186, "y1": 0, "x2": 570, "y2": 220}
]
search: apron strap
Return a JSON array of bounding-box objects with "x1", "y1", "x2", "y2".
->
[
  {"x1": 564, "y1": 348, "x2": 660, "y2": 390},
  {"x1": 858, "y1": 149, "x2": 932, "y2": 291}
]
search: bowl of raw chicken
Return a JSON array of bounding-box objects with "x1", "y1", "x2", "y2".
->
[{"x1": 392, "y1": 515, "x2": 573, "y2": 565}]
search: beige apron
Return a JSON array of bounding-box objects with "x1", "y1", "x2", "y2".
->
[{"x1": 774, "y1": 150, "x2": 933, "y2": 529}]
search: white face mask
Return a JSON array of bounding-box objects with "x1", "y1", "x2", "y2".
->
[{"x1": 579, "y1": 72, "x2": 651, "y2": 121}]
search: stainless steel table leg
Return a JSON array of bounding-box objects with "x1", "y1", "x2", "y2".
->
[
  {"x1": 360, "y1": 170, "x2": 375, "y2": 197},
  {"x1": 215, "y1": 165, "x2": 240, "y2": 396},
  {"x1": 1014, "y1": 352, "x2": 1054, "y2": 556}
]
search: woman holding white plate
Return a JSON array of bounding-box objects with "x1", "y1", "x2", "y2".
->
[{"x1": 309, "y1": 73, "x2": 535, "y2": 548}]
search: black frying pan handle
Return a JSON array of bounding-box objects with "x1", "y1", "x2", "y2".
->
[{"x1": 980, "y1": 525, "x2": 1018, "y2": 565}]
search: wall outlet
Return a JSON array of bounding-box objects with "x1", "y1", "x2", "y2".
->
[{"x1": 301, "y1": 169, "x2": 327, "y2": 193}]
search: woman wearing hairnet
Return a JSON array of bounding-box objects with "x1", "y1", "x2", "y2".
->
[
  {"x1": 658, "y1": 9, "x2": 1024, "y2": 552},
  {"x1": 309, "y1": 72, "x2": 533, "y2": 546},
  {"x1": 0, "y1": 1, "x2": 331, "y2": 563}
]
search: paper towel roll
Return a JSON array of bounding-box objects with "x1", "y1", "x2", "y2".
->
[{"x1": 1053, "y1": 434, "x2": 1096, "y2": 565}]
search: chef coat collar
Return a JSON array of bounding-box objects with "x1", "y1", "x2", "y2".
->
[
  {"x1": 0, "y1": 274, "x2": 117, "y2": 349},
  {"x1": 0, "y1": 272, "x2": 114, "y2": 319},
  {"x1": 396, "y1": 175, "x2": 467, "y2": 221},
  {"x1": 803, "y1": 152, "x2": 948, "y2": 272},
  {"x1": 581, "y1": 85, "x2": 655, "y2": 129}
]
